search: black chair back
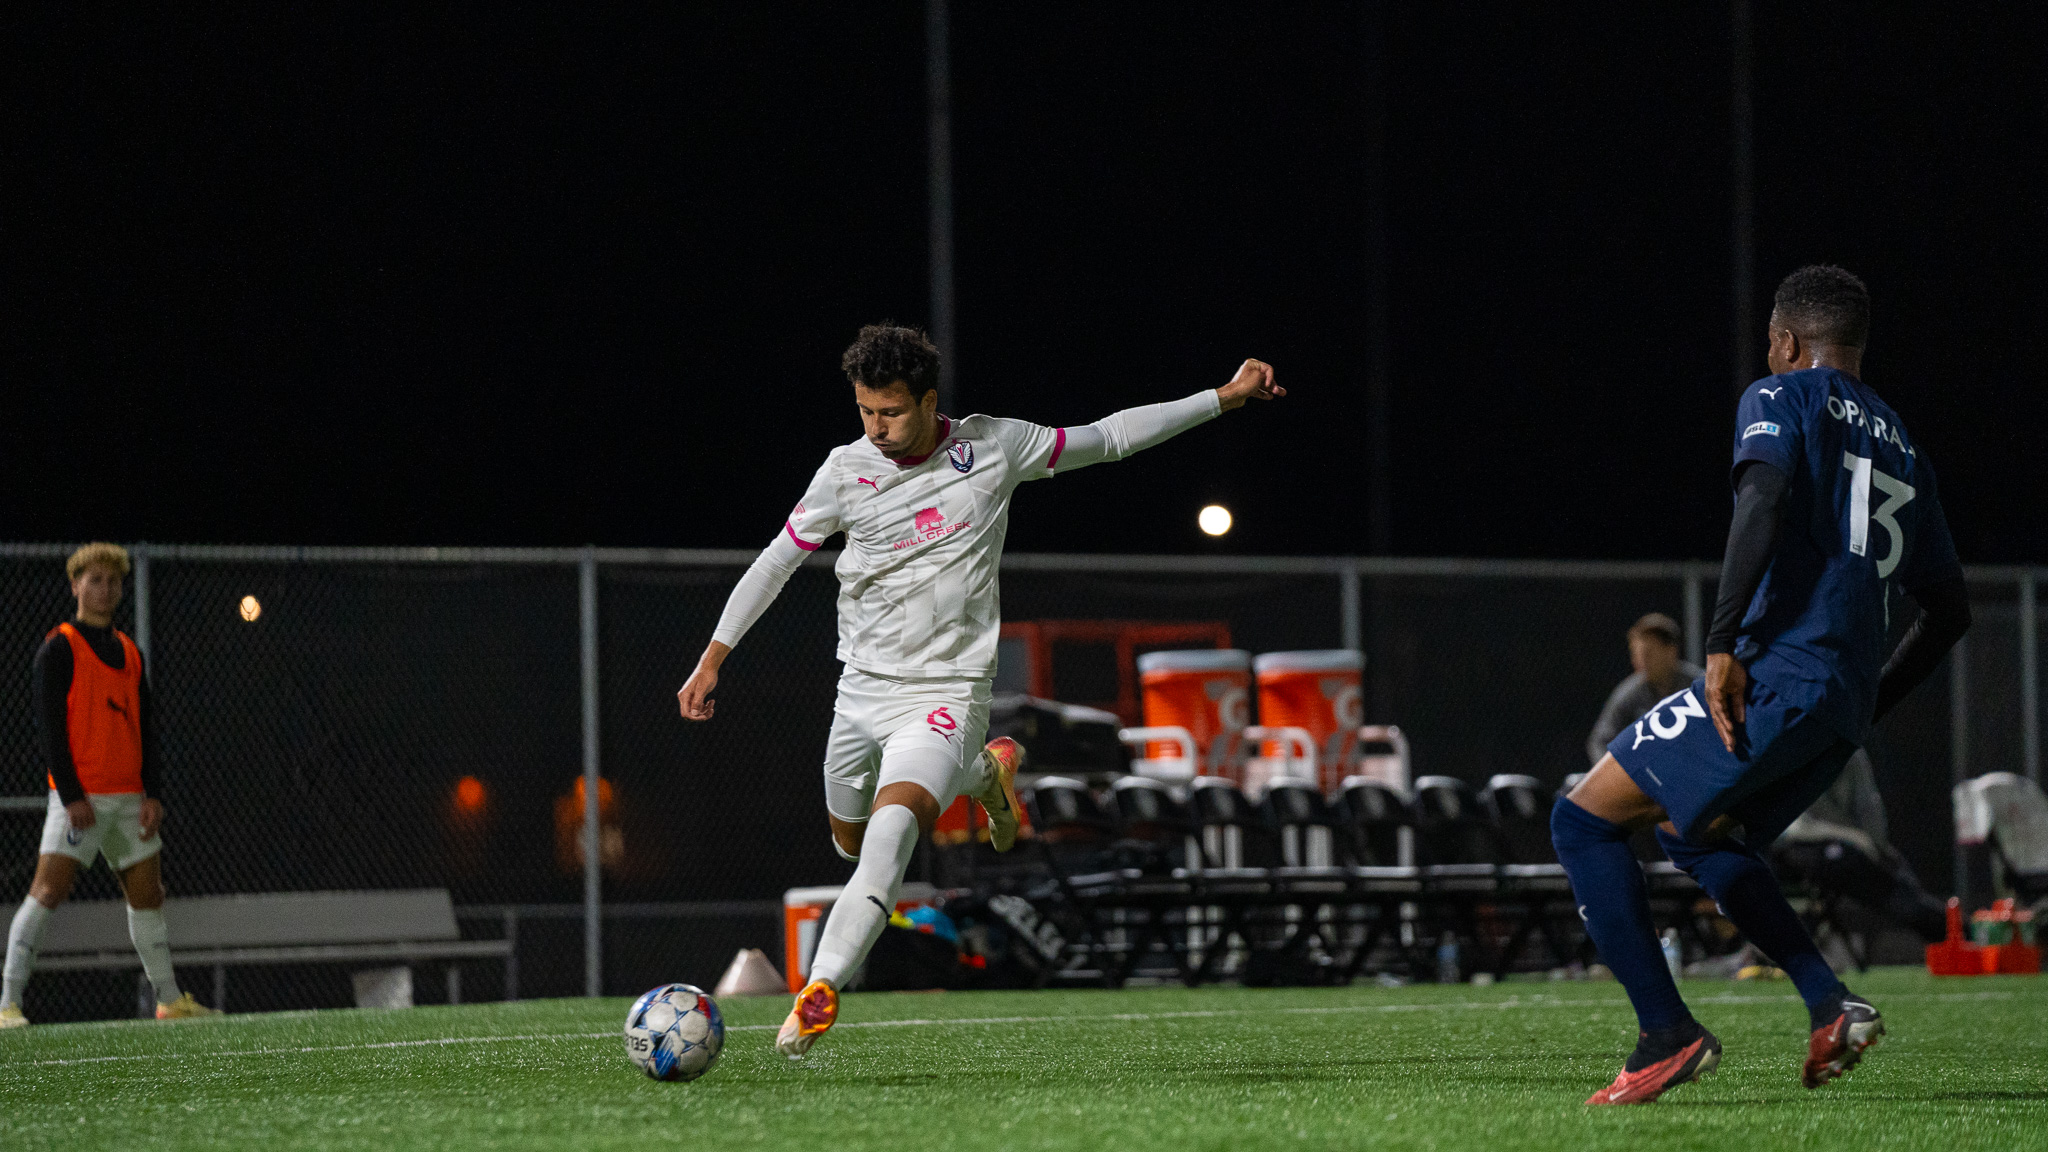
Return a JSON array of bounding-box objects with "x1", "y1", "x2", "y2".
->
[
  {"x1": 1024, "y1": 776, "x2": 1113, "y2": 843},
  {"x1": 1260, "y1": 778, "x2": 1339, "y2": 867},
  {"x1": 1334, "y1": 776, "x2": 1411, "y2": 866},
  {"x1": 1187, "y1": 775, "x2": 1265, "y2": 868},
  {"x1": 1260, "y1": 779, "x2": 1333, "y2": 829},
  {"x1": 1481, "y1": 773, "x2": 1557, "y2": 864},
  {"x1": 1110, "y1": 776, "x2": 1190, "y2": 842},
  {"x1": 1411, "y1": 775, "x2": 1502, "y2": 866},
  {"x1": 1188, "y1": 775, "x2": 1257, "y2": 828}
]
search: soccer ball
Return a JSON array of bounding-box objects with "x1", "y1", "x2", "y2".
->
[{"x1": 623, "y1": 983, "x2": 724, "y2": 1081}]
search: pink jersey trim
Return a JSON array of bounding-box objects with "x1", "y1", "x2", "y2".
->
[
  {"x1": 893, "y1": 415, "x2": 952, "y2": 468},
  {"x1": 784, "y1": 521, "x2": 821, "y2": 552},
  {"x1": 1048, "y1": 427, "x2": 1067, "y2": 470}
]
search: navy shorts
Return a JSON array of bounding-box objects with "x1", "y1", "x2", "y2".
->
[{"x1": 1605, "y1": 675, "x2": 1858, "y2": 846}]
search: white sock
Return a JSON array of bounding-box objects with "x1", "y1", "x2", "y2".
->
[
  {"x1": 807, "y1": 804, "x2": 918, "y2": 988},
  {"x1": 963, "y1": 744, "x2": 997, "y2": 800},
  {"x1": 4, "y1": 897, "x2": 52, "y2": 1009},
  {"x1": 127, "y1": 907, "x2": 181, "y2": 1005}
]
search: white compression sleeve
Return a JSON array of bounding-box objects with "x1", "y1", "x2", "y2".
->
[
  {"x1": 807, "y1": 804, "x2": 919, "y2": 988},
  {"x1": 709, "y1": 531, "x2": 810, "y2": 650},
  {"x1": 1054, "y1": 389, "x2": 1221, "y2": 473}
]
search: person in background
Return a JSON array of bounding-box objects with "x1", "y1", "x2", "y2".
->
[
  {"x1": 1, "y1": 543, "x2": 216, "y2": 1026},
  {"x1": 1585, "y1": 613, "x2": 1705, "y2": 766}
]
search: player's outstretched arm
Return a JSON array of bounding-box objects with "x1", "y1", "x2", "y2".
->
[
  {"x1": 676, "y1": 531, "x2": 810, "y2": 722},
  {"x1": 1053, "y1": 359, "x2": 1282, "y2": 473}
]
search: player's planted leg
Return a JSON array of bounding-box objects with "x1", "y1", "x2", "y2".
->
[
  {"x1": 1654, "y1": 828, "x2": 1877, "y2": 1087},
  {"x1": 1552, "y1": 796, "x2": 1718, "y2": 1104},
  {"x1": 971, "y1": 737, "x2": 1026, "y2": 852},
  {"x1": 778, "y1": 798, "x2": 924, "y2": 1058}
]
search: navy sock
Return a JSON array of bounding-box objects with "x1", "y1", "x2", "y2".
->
[
  {"x1": 1551, "y1": 796, "x2": 1691, "y2": 1033},
  {"x1": 1655, "y1": 827, "x2": 1846, "y2": 1016}
]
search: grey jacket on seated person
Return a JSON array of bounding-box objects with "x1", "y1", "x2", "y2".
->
[{"x1": 1585, "y1": 662, "x2": 1706, "y2": 766}]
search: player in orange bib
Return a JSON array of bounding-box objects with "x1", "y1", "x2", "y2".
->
[{"x1": 0, "y1": 543, "x2": 215, "y2": 1026}]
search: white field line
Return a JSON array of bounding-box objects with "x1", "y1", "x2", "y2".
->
[{"x1": 20, "y1": 989, "x2": 2016, "y2": 1068}]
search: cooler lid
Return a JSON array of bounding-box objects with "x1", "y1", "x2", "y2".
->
[
  {"x1": 1137, "y1": 648, "x2": 1251, "y2": 675},
  {"x1": 1253, "y1": 649, "x2": 1364, "y2": 675}
]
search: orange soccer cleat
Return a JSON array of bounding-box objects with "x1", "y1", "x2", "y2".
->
[
  {"x1": 975, "y1": 737, "x2": 1027, "y2": 853},
  {"x1": 775, "y1": 979, "x2": 839, "y2": 1059},
  {"x1": 1585, "y1": 1027, "x2": 1722, "y2": 1105}
]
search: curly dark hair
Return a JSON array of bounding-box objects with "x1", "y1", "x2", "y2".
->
[
  {"x1": 1773, "y1": 264, "x2": 1870, "y2": 348},
  {"x1": 841, "y1": 323, "x2": 940, "y2": 399}
]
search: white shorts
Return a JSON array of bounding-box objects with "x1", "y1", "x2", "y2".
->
[
  {"x1": 39, "y1": 791, "x2": 161, "y2": 872},
  {"x1": 821, "y1": 669, "x2": 992, "y2": 822}
]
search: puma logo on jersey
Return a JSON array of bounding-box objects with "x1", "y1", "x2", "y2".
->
[
  {"x1": 856, "y1": 477, "x2": 879, "y2": 491},
  {"x1": 927, "y1": 706, "x2": 959, "y2": 742},
  {"x1": 105, "y1": 697, "x2": 128, "y2": 717},
  {"x1": 1757, "y1": 386, "x2": 1784, "y2": 399}
]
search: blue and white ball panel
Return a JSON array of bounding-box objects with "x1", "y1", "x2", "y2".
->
[
  {"x1": 1605, "y1": 675, "x2": 1853, "y2": 844},
  {"x1": 624, "y1": 983, "x2": 725, "y2": 1082}
]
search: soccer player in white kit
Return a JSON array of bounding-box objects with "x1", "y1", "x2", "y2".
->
[{"x1": 677, "y1": 323, "x2": 1282, "y2": 1057}]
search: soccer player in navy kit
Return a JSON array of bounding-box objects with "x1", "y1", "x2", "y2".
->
[{"x1": 1554, "y1": 266, "x2": 1972, "y2": 1104}]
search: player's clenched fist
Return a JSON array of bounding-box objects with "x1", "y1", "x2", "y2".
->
[{"x1": 1216, "y1": 359, "x2": 1283, "y2": 411}]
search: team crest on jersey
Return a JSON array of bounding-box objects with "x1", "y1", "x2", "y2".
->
[{"x1": 946, "y1": 440, "x2": 974, "y2": 473}]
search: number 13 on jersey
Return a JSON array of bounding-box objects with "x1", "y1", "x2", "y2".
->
[{"x1": 1841, "y1": 452, "x2": 1914, "y2": 579}]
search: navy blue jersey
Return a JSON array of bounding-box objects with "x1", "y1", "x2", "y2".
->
[{"x1": 1730, "y1": 367, "x2": 1961, "y2": 744}]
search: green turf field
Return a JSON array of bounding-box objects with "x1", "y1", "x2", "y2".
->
[{"x1": 2, "y1": 967, "x2": 2042, "y2": 1151}]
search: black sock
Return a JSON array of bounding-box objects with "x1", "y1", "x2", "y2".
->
[
  {"x1": 1809, "y1": 988, "x2": 1849, "y2": 1031},
  {"x1": 1624, "y1": 1017, "x2": 1703, "y2": 1071}
]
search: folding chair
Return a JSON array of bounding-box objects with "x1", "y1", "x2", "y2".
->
[
  {"x1": 1252, "y1": 780, "x2": 1351, "y2": 981},
  {"x1": 1332, "y1": 775, "x2": 1422, "y2": 978},
  {"x1": 1019, "y1": 776, "x2": 1122, "y2": 986},
  {"x1": 1183, "y1": 775, "x2": 1271, "y2": 982},
  {"x1": 1411, "y1": 775, "x2": 1502, "y2": 979},
  {"x1": 1482, "y1": 774, "x2": 1576, "y2": 974},
  {"x1": 1103, "y1": 776, "x2": 1199, "y2": 982}
]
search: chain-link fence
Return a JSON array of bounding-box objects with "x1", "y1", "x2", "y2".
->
[{"x1": 1, "y1": 544, "x2": 2039, "y2": 1021}]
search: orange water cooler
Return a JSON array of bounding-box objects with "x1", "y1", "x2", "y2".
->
[
  {"x1": 1124, "y1": 649, "x2": 1252, "y2": 780},
  {"x1": 1252, "y1": 650, "x2": 1365, "y2": 794}
]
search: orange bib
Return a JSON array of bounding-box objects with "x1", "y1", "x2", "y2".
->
[{"x1": 50, "y1": 622, "x2": 144, "y2": 795}]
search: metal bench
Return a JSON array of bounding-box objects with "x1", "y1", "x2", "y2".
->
[{"x1": 36, "y1": 888, "x2": 511, "y2": 1011}]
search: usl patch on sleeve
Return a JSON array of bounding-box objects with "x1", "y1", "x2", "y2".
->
[{"x1": 1743, "y1": 421, "x2": 1781, "y2": 439}]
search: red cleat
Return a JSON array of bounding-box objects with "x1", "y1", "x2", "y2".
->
[
  {"x1": 1804, "y1": 995, "x2": 1883, "y2": 1089},
  {"x1": 1586, "y1": 1027, "x2": 1722, "y2": 1105}
]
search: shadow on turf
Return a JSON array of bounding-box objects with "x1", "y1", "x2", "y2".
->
[{"x1": 1664, "y1": 1090, "x2": 2048, "y2": 1107}]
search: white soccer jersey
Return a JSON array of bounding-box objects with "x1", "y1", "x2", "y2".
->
[
  {"x1": 707, "y1": 388, "x2": 1222, "y2": 681},
  {"x1": 785, "y1": 414, "x2": 1062, "y2": 680}
]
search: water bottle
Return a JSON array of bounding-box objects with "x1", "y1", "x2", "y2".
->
[
  {"x1": 1661, "y1": 928, "x2": 1683, "y2": 979},
  {"x1": 1436, "y1": 932, "x2": 1460, "y2": 984}
]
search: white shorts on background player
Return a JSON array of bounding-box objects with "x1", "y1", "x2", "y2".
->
[
  {"x1": 822, "y1": 669, "x2": 991, "y2": 822},
  {"x1": 39, "y1": 791, "x2": 160, "y2": 871}
]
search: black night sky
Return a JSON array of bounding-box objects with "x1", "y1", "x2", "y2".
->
[{"x1": 6, "y1": 4, "x2": 2043, "y2": 561}]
